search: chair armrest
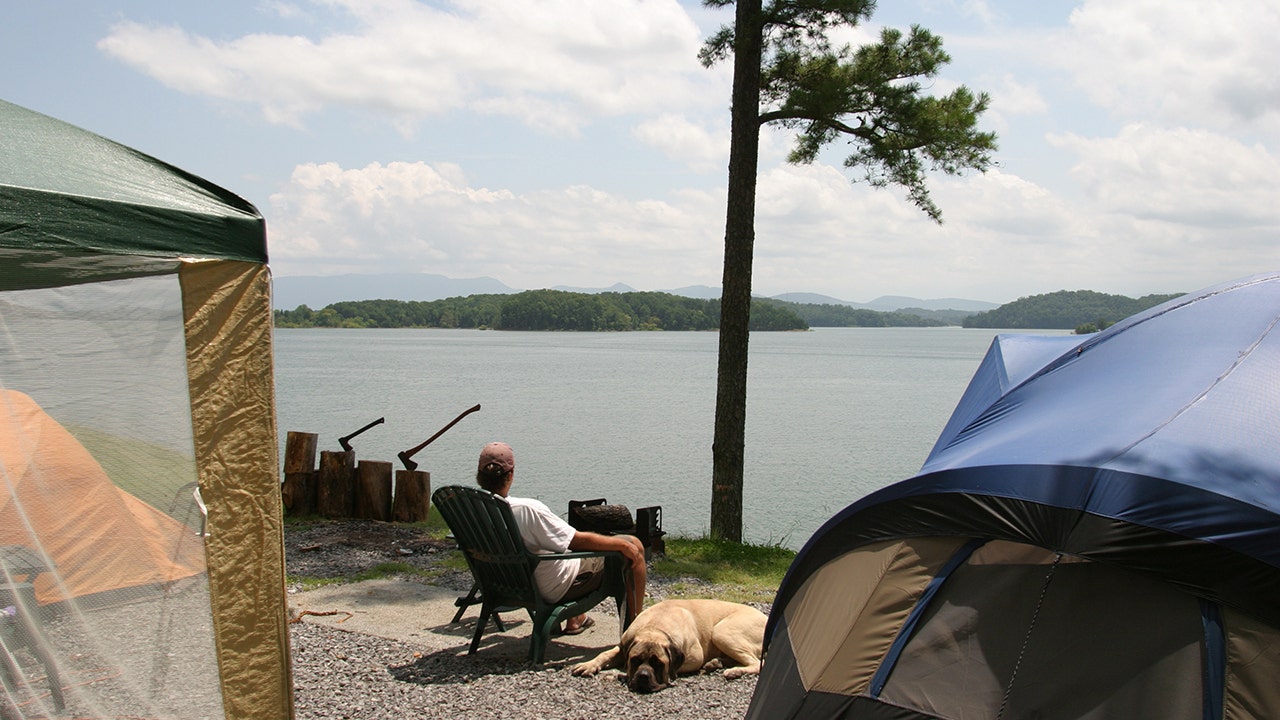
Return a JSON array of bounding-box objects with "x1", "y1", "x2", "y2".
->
[
  {"x1": 528, "y1": 549, "x2": 630, "y2": 573},
  {"x1": 534, "y1": 550, "x2": 621, "y2": 561}
]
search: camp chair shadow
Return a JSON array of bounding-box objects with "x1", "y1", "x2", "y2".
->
[{"x1": 431, "y1": 485, "x2": 630, "y2": 664}]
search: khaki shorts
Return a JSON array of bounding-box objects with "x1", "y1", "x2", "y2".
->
[{"x1": 561, "y1": 556, "x2": 606, "y2": 601}]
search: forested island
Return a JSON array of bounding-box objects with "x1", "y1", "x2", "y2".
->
[
  {"x1": 272, "y1": 289, "x2": 959, "y2": 331},
  {"x1": 273, "y1": 287, "x2": 1181, "y2": 332},
  {"x1": 274, "y1": 290, "x2": 811, "y2": 331},
  {"x1": 963, "y1": 290, "x2": 1182, "y2": 331}
]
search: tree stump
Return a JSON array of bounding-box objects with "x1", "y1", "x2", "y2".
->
[
  {"x1": 282, "y1": 432, "x2": 319, "y2": 516},
  {"x1": 392, "y1": 470, "x2": 431, "y2": 523},
  {"x1": 355, "y1": 460, "x2": 393, "y2": 521},
  {"x1": 284, "y1": 431, "x2": 318, "y2": 474},
  {"x1": 316, "y1": 450, "x2": 355, "y2": 518}
]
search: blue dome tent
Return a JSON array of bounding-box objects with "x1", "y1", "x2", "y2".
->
[{"x1": 748, "y1": 272, "x2": 1280, "y2": 720}]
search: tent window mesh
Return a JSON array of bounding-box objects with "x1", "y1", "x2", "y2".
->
[
  {"x1": 2, "y1": 276, "x2": 223, "y2": 718},
  {"x1": 879, "y1": 542, "x2": 1203, "y2": 720}
]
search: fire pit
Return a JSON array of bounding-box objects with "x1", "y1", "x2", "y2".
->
[{"x1": 568, "y1": 499, "x2": 665, "y2": 558}]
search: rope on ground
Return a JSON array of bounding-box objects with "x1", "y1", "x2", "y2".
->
[{"x1": 290, "y1": 610, "x2": 354, "y2": 624}]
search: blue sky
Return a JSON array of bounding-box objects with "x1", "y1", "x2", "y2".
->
[{"x1": 3, "y1": 0, "x2": 1277, "y2": 303}]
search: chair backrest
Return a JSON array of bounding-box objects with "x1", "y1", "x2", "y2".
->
[{"x1": 432, "y1": 485, "x2": 541, "y2": 607}]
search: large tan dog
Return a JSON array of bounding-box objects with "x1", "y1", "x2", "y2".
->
[{"x1": 570, "y1": 599, "x2": 767, "y2": 693}]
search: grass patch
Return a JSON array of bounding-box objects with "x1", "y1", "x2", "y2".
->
[
  {"x1": 419, "y1": 508, "x2": 453, "y2": 537},
  {"x1": 290, "y1": 561, "x2": 442, "y2": 592},
  {"x1": 651, "y1": 535, "x2": 795, "y2": 605}
]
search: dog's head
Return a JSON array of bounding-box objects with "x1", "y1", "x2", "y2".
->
[{"x1": 622, "y1": 631, "x2": 685, "y2": 693}]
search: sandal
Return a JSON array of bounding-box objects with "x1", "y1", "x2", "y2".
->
[{"x1": 558, "y1": 616, "x2": 595, "y2": 636}]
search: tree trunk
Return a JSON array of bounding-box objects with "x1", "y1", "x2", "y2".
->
[
  {"x1": 355, "y1": 460, "x2": 393, "y2": 521},
  {"x1": 281, "y1": 471, "x2": 317, "y2": 517},
  {"x1": 282, "y1": 432, "x2": 319, "y2": 516},
  {"x1": 283, "y1": 431, "x2": 318, "y2": 473},
  {"x1": 710, "y1": 0, "x2": 764, "y2": 544},
  {"x1": 392, "y1": 470, "x2": 432, "y2": 523},
  {"x1": 317, "y1": 450, "x2": 355, "y2": 518}
]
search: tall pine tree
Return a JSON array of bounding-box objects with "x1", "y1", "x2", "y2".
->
[{"x1": 702, "y1": 0, "x2": 998, "y2": 541}]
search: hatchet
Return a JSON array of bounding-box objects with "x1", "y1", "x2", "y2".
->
[
  {"x1": 398, "y1": 404, "x2": 481, "y2": 471},
  {"x1": 338, "y1": 416, "x2": 385, "y2": 452}
]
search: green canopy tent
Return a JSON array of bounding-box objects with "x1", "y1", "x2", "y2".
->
[{"x1": 1, "y1": 99, "x2": 290, "y2": 718}]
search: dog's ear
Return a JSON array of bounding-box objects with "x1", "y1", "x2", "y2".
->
[
  {"x1": 667, "y1": 644, "x2": 685, "y2": 683},
  {"x1": 622, "y1": 637, "x2": 643, "y2": 675}
]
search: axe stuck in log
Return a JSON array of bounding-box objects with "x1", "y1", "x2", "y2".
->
[
  {"x1": 398, "y1": 404, "x2": 481, "y2": 471},
  {"x1": 338, "y1": 416, "x2": 385, "y2": 452}
]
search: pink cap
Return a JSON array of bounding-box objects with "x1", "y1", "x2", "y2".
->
[{"x1": 478, "y1": 441, "x2": 514, "y2": 474}]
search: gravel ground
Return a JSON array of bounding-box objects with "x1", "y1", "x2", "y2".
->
[{"x1": 286, "y1": 520, "x2": 765, "y2": 720}]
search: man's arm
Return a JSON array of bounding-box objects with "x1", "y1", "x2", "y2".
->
[
  {"x1": 569, "y1": 530, "x2": 644, "y2": 566},
  {"x1": 569, "y1": 529, "x2": 648, "y2": 625}
]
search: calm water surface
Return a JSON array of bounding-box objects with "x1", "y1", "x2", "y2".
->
[{"x1": 273, "y1": 327, "x2": 1064, "y2": 549}]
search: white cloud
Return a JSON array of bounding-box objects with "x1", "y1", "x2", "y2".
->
[
  {"x1": 89, "y1": 0, "x2": 1277, "y2": 303},
  {"x1": 1050, "y1": 124, "x2": 1280, "y2": 228},
  {"x1": 263, "y1": 132, "x2": 1280, "y2": 303},
  {"x1": 98, "y1": 0, "x2": 712, "y2": 132},
  {"x1": 992, "y1": 73, "x2": 1048, "y2": 117},
  {"x1": 1060, "y1": 0, "x2": 1280, "y2": 133},
  {"x1": 632, "y1": 114, "x2": 728, "y2": 173},
  {"x1": 744, "y1": 164, "x2": 1087, "y2": 300},
  {"x1": 267, "y1": 160, "x2": 726, "y2": 288}
]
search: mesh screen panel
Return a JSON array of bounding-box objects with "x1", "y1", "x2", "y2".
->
[{"x1": 1, "y1": 274, "x2": 222, "y2": 719}]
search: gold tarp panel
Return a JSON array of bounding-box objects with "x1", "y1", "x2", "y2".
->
[{"x1": 181, "y1": 260, "x2": 293, "y2": 719}]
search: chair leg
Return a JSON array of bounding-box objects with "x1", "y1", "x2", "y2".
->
[
  {"x1": 530, "y1": 611, "x2": 562, "y2": 664},
  {"x1": 469, "y1": 606, "x2": 492, "y2": 655},
  {"x1": 0, "y1": 645, "x2": 21, "y2": 708},
  {"x1": 454, "y1": 584, "x2": 507, "y2": 632},
  {"x1": 452, "y1": 583, "x2": 480, "y2": 624},
  {"x1": 27, "y1": 638, "x2": 63, "y2": 711}
]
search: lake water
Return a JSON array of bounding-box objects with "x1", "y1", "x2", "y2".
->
[{"x1": 273, "y1": 327, "x2": 1067, "y2": 549}]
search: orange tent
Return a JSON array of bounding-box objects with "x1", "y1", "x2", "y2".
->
[{"x1": 0, "y1": 389, "x2": 205, "y2": 605}]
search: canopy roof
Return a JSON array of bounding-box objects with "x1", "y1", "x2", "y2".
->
[
  {"x1": 771, "y1": 272, "x2": 1280, "y2": 641},
  {"x1": 0, "y1": 99, "x2": 265, "y2": 289}
]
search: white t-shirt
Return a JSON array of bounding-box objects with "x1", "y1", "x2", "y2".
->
[{"x1": 506, "y1": 495, "x2": 580, "y2": 602}]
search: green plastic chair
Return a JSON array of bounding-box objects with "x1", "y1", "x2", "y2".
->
[{"x1": 431, "y1": 485, "x2": 631, "y2": 663}]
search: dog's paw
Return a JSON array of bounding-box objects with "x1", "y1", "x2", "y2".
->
[
  {"x1": 570, "y1": 661, "x2": 600, "y2": 677},
  {"x1": 700, "y1": 658, "x2": 724, "y2": 673},
  {"x1": 723, "y1": 663, "x2": 760, "y2": 680}
]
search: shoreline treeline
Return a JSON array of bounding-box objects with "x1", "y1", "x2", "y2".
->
[
  {"x1": 272, "y1": 289, "x2": 964, "y2": 331},
  {"x1": 963, "y1": 290, "x2": 1182, "y2": 330},
  {"x1": 273, "y1": 290, "x2": 812, "y2": 331},
  {"x1": 273, "y1": 287, "x2": 1181, "y2": 332}
]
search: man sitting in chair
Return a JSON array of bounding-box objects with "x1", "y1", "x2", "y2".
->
[{"x1": 476, "y1": 441, "x2": 646, "y2": 634}]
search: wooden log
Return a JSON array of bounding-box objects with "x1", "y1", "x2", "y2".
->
[
  {"x1": 392, "y1": 470, "x2": 431, "y2": 523},
  {"x1": 281, "y1": 431, "x2": 320, "y2": 516},
  {"x1": 281, "y1": 470, "x2": 317, "y2": 516},
  {"x1": 284, "y1": 431, "x2": 319, "y2": 474},
  {"x1": 355, "y1": 461, "x2": 393, "y2": 521},
  {"x1": 571, "y1": 503, "x2": 634, "y2": 533},
  {"x1": 317, "y1": 450, "x2": 356, "y2": 518}
]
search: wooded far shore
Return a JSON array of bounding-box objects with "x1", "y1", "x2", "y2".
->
[{"x1": 273, "y1": 288, "x2": 1180, "y2": 332}]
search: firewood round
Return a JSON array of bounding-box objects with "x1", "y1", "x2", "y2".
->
[{"x1": 571, "y1": 504, "x2": 634, "y2": 533}]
